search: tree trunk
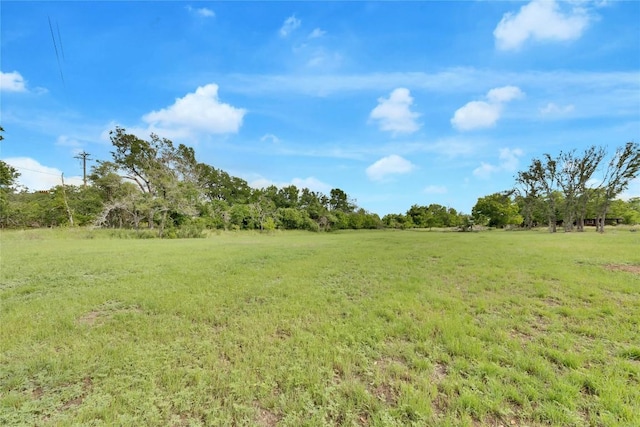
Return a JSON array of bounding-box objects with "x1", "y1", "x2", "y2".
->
[
  {"x1": 158, "y1": 210, "x2": 168, "y2": 237},
  {"x1": 596, "y1": 203, "x2": 609, "y2": 233},
  {"x1": 597, "y1": 212, "x2": 605, "y2": 233},
  {"x1": 148, "y1": 208, "x2": 155, "y2": 229},
  {"x1": 60, "y1": 174, "x2": 74, "y2": 227}
]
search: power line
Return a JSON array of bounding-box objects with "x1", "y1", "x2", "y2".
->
[
  {"x1": 9, "y1": 165, "x2": 62, "y2": 176},
  {"x1": 48, "y1": 16, "x2": 65, "y2": 87}
]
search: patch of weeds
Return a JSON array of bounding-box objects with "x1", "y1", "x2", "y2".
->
[
  {"x1": 544, "y1": 348, "x2": 582, "y2": 370},
  {"x1": 619, "y1": 347, "x2": 640, "y2": 361}
]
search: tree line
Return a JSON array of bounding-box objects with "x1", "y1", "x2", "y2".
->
[
  {"x1": 470, "y1": 143, "x2": 640, "y2": 232},
  {"x1": 0, "y1": 128, "x2": 383, "y2": 235},
  {"x1": 1, "y1": 127, "x2": 638, "y2": 235}
]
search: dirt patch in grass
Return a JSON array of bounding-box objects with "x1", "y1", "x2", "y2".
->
[
  {"x1": 431, "y1": 362, "x2": 448, "y2": 383},
  {"x1": 77, "y1": 302, "x2": 142, "y2": 326},
  {"x1": 253, "y1": 402, "x2": 281, "y2": 427},
  {"x1": 32, "y1": 387, "x2": 44, "y2": 399},
  {"x1": 357, "y1": 412, "x2": 371, "y2": 426},
  {"x1": 77, "y1": 310, "x2": 103, "y2": 326},
  {"x1": 530, "y1": 312, "x2": 550, "y2": 333},
  {"x1": 509, "y1": 328, "x2": 533, "y2": 343},
  {"x1": 60, "y1": 377, "x2": 92, "y2": 411},
  {"x1": 432, "y1": 394, "x2": 449, "y2": 419},
  {"x1": 542, "y1": 297, "x2": 563, "y2": 307},
  {"x1": 373, "y1": 383, "x2": 396, "y2": 404},
  {"x1": 604, "y1": 264, "x2": 640, "y2": 274},
  {"x1": 472, "y1": 416, "x2": 520, "y2": 426}
]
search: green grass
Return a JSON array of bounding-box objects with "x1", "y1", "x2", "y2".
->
[{"x1": 1, "y1": 228, "x2": 639, "y2": 426}]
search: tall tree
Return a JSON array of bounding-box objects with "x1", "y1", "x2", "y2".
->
[
  {"x1": 528, "y1": 155, "x2": 559, "y2": 232},
  {"x1": 556, "y1": 146, "x2": 605, "y2": 231},
  {"x1": 515, "y1": 168, "x2": 542, "y2": 229},
  {"x1": 107, "y1": 127, "x2": 199, "y2": 236},
  {"x1": 593, "y1": 142, "x2": 640, "y2": 232},
  {"x1": 329, "y1": 188, "x2": 355, "y2": 213},
  {"x1": 0, "y1": 126, "x2": 22, "y2": 228}
]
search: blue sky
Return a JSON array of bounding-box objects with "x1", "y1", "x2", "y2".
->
[{"x1": 1, "y1": 1, "x2": 639, "y2": 215}]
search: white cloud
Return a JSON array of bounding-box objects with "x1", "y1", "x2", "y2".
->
[
  {"x1": 366, "y1": 154, "x2": 416, "y2": 181},
  {"x1": 279, "y1": 15, "x2": 301, "y2": 38},
  {"x1": 369, "y1": 88, "x2": 421, "y2": 134},
  {"x1": 419, "y1": 137, "x2": 480, "y2": 158},
  {"x1": 196, "y1": 7, "x2": 215, "y2": 18},
  {"x1": 0, "y1": 71, "x2": 27, "y2": 92},
  {"x1": 248, "y1": 175, "x2": 331, "y2": 194},
  {"x1": 473, "y1": 162, "x2": 500, "y2": 179},
  {"x1": 309, "y1": 28, "x2": 326, "y2": 38},
  {"x1": 498, "y1": 147, "x2": 524, "y2": 172},
  {"x1": 473, "y1": 148, "x2": 524, "y2": 179},
  {"x1": 142, "y1": 84, "x2": 246, "y2": 136},
  {"x1": 56, "y1": 135, "x2": 83, "y2": 148},
  {"x1": 3, "y1": 157, "x2": 83, "y2": 190},
  {"x1": 186, "y1": 6, "x2": 215, "y2": 18},
  {"x1": 494, "y1": 0, "x2": 591, "y2": 51},
  {"x1": 451, "y1": 86, "x2": 525, "y2": 131},
  {"x1": 222, "y1": 70, "x2": 637, "y2": 118},
  {"x1": 424, "y1": 185, "x2": 448, "y2": 194},
  {"x1": 451, "y1": 101, "x2": 501, "y2": 131},
  {"x1": 306, "y1": 50, "x2": 343, "y2": 69},
  {"x1": 540, "y1": 102, "x2": 575, "y2": 115},
  {"x1": 620, "y1": 177, "x2": 640, "y2": 200},
  {"x1": 291, "y1": 177, "x2": 332, "y2": 194},
  {"x1": 260, "y1": 133, "x2": 281, "y2": 144},
  {"x1": 486, "y1": 86, "x2": 524, "y2": 103}
]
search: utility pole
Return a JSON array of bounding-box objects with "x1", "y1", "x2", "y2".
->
[{"x1": 74, "y1": 151, "x2": 91, "y2": 187}]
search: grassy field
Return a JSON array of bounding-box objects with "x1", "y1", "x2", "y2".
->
[{"x1": 1, "y1": 228, "x2": 639, "y2": 426}]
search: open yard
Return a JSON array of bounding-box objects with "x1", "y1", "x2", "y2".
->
[{"x1": 1, "y1": 228, "x2": 639, "y2": 426}]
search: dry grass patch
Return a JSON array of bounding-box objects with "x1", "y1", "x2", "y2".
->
[
  {"x1": 605, "y1": 263, "x2": 640, "y2": 274},
  {"x1": 77, "y1": 301, "x2": 143, "y2": 326},
  {"x1": 253, "y1": 401, "x2": 281, "y2": 427}
]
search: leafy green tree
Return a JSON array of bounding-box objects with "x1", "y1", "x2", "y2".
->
[
  {"x1": 607, "y1": 199, "x2": 637, "y2": 225},
  {"x1": 0, "y1": 161, "x2": 19, "y2": 191},
  {"x1": 472, "y1": 192, "x2": 523, "y2": 228},
  {"x1": 250, "y1": 197, "x2": 276, "y2": 230},
  {"x1": 0, "y1": 126, "x2": 22, "y2": 227},
  {"x1": 278, "y1": 207, "x2": 304, "y2": 229},
  {"x1": 196, "y1": 163, "x2": 253, "y2": 205},
  {"x1": 556, "y1": 146, "x2": 605, "y2": 231},
  {"x1": 515, "y1": 167, "x2": 542, "y2": 229},
  {"x1": 406, "y1": 204, "x2": 428, "y2": 228},
  {"x1": 229, "y1": 204, "x2": 254, "y2": 229},
  {"x1": 107, "y1": 127, "x2": 200, "y2": 236},
  {"x1": 623, "y1": 197, "x2": 640, "y2": 225},
  {"x1": 531, "y1": 155, "x2": 559, "y2": 232},
  {"x1": 426, "y1": 204, "x2": 449, "y2": 228},
  {"x1": 299, "y1": 188, "x2": 326, "y2": 220},
  {"x1": 277, "y1": 185, "x2": 299, "y2": 208},
  {"x1": 329, "y1": 188, "x2": 355, "y2": 213},
  {"x1": 382, "y1": 213, "x2": 406, "y2": 229},
  {"x1": 0, "y1": 161, "x2": 20, "y2": 228},
  {"x1": 200, "y1": 199, "x2": 231, "y2": 229},
  {"x1": 592, "y1": 142, "x2": 640, "y2": 232}
]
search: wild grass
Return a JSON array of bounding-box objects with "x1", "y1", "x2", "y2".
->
[{"x1": 1, "y1": 228, "x2": 639, "y2": 426}]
